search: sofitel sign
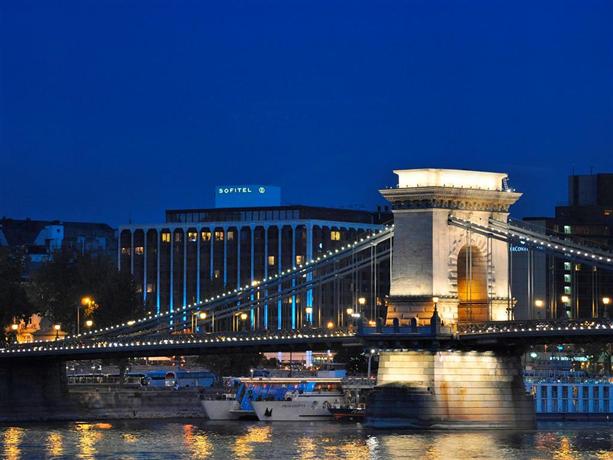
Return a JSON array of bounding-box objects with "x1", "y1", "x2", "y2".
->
[
  {"x1": 215, "y1": 185, "x2": 281, "y2": 208},
  {"x1": 217, "y1": 186, "x2": 267, "y2": 194}
]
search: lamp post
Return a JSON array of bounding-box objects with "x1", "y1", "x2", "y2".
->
[
  {"x1": 603, "y1": 297, "x2": 610, "y2": 318},
  {"x1": 561, "y1": 295, "x2": 570, "y2": 318},
  {"x1": 240, "y1": 312, "x2": 248, "y2": 332},
  {"x1": 54, "y1": 324, "x2": 61, "y2": 341},
  {"x1": 326, "y1": 321, "x2": 334, "y2": 330},
  {"x1": 534, "y1": 299, "x2": 544, "y2": 319},
  {"x1": 85, "y1": 319, "x2": 94, "y2": 329},
  {"x1": 10, "y1": 323, "x2": 18, "y2": 344},
  {"x1": 358, "y1": 296, "x2": 366, "y2": 318},
  {"x1": 367, "y1": 348, "x2": 376, "y2": 379},
  {"x1": 191, "y1": 311, "x2": 207, "y2": 333},
  {"x1": 305, "y1": 306, "x2": 313, "y2": 326},
  {"x1": 80, "y1": 296, "x2": 96, "y2": 335}
]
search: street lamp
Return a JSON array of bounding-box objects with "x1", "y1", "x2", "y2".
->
[
  {"x1": 603, "y1": 297, "x2": 610, "y2": 318},
  {"x1": 326, "y1": 321, "x2": 334, "y2": 330},
  {"x1": 10, "y1": 323, "x2": 18, "y2": 332},
  {"x1": 54, "y1": 324, "x2": 61, "y2": 340},
  {"x1": 534, "y1": 299, "x2": 544, "y2": 319},
  {"x1": 80, "y1": 296, "x2": 96, "y2": 335},
  {"x1": 239, "y1": 312, "x2": 248, "y2": 331},
  {"x1": 561, "y1": 295, "x2": 571, "y2": 319},
  {"x1": 191, "y1": 311, "x2": 208, "y2": 332},
  {"x1": 346, "y1": 308, "x2": 354, "y2": 315},
  {"x1": 85, "y1": 319, "x2": 93, "y2": 329},
  {"x1": 367, "y1": 348, "x2": 376, "y2": 379},
  {"x1": 305, "y1": 306, "x2": 313, "y2": 326}
]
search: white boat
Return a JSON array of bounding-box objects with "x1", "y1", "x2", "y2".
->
[
  {"x1": 201, "y1": 397, "x2": 242, "y2": 420},
  {"x1": 252, "y1": 387, "x2": 344, "y2": 421},
  {"x1": 202, "y1": 376, "x2": 344, "y2": 421}
]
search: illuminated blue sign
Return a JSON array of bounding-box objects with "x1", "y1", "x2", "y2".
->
[{"x1": 215, "y1": 185, "x2": 281, "y2": 208}]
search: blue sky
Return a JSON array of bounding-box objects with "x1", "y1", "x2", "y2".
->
[{"x1": 1, "y1": 0, "x2": 612, "y2": 225}]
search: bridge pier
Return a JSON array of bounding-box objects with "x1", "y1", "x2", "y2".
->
[
  {"x1": 0, "y1": 358, "x2": 76, "y2": 421},
  {"x1": 367, "y1": 349, "x2": 535, "y2": 429}
]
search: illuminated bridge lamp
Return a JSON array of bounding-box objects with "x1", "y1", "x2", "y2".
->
[
  {"x1": 85, "y1": 319, "x2": 94, "y2": 329},
  {"x1": 603, "y1": 297, "x2": 610, "y2": 306},
  {"x1": 240, "y1": 312, "x2": 248, "y2": 321},
  {"x1": 10, "y1": 324, "x2": 18, "y2": 332},
  {"x1": 358, "y1": 297, "x2": 366, "y2": 306},
  {"x1": 305, "y1": 306, "x2": 313, "y2": 316},
  {"x1": 561, "y1": 295, "x2": 570, "y2": 304},
  {"x1": 346, "y1": 308, "x2": 354, "y2": 316},
  {"x1": 54, "y1": 324, "x2": 61, "y2": 340},
  {"x1": 534, "y1": 299, "x2": 544, "y2": 308},
  {"x1": 199, "y1": 312, "x2": 207, "y2": 320},
  {"x1": 326, "y1": 321, "x2": 334, "y2": 330}
]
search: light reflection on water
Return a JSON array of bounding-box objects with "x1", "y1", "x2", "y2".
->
[{"x1": 0, "y1": 421, "x2": 612, "y2": 459}]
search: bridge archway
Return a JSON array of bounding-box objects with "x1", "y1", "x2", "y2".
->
[{"x1": 457, "y1": 245, "x2": 489, "y2": 322}]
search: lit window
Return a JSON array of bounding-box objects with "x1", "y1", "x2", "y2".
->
[
  {"x1": 174, "y1": 232, "x2": 182, "y2": 242},
  {"x1": 188, "y1": 231, "x2": 198, "y2": 242},
  {"x1": 564, "y1": 262, "x2": 571, "y2": 271},
  {"x1": 268, "y1": 255, "x2": 276, "y2": 266},
  {"x1": 296, "y1": 255, "x2": 304, "y2": 265},
  {"x1": 330, "y1": 231, "x2": 341, "y2": 241},
  {"x1": 161, "y1": 232, "x2": 171, "y2": 243},
  {"x1": 135, "y1": 246, "x2": 144, "y2": 255},
  {"x1": 564, "y1": 286, "x2": 571, "y2": 294},
  {"x1": 564, "y1": 274, "x2": 571, "y2": 283},
  {"x1": 201, "y1": 231, "x2": 211, "y2": 241},
  {"x1": 563, "y1": 225, "x2": 571, "y2": 235},
  {"x1": 214, "y1": 269, "x2": 221, "y2": 279},
  {"x1": 227, "y1": 231, "x2": 235, "y2": 241},
  {"x1": 215, "y1": 231, "x2": 224, "y2": 241}
]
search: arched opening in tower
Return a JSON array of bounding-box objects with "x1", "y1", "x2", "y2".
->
[{"x1": 457, "y1": 245, "x2": 489, "y2": 322}]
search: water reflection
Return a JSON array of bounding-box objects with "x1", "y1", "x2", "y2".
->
[
  {"x1": 232, "y1": 425, "x2": 272, "y2": 459},
  {"x1": 183, "y1": 423, "x2": 213, "y2": 459},
  {"x1": 46, "y1": 431, "x2": 64, "y2": 458},
  {"x1": 3, "y1": 427, "x2": 24, "y2": 460},
  {"x1": 0, "y1": 421, "x2": 612, "y2": 459},
  {"x1": 75, "y1": 422, "x2": 103, "y2": 459}
]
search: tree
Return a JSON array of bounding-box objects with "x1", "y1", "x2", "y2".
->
[
  {"x1": 0, "y1": 248, "x2": 35, "y2": 343},
  {"x1": 31, "y1": 251, "x2": 143, "y2": 333}
]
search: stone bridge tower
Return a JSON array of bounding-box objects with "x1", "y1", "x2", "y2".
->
[{"x1": 380, "y1": 168, "x2": 522, "y2": 326}]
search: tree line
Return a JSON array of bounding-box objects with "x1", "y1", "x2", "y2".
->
[{"x1": 0, "y1": 247, "x2": 144, "y2": 344}]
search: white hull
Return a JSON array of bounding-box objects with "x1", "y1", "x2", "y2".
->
[
  {"x1": 201, "y1": 400, "x2": 241, "y2": 420},
  {"x1": 252, "y1": 394, "x2": 342, "y2": 421}
]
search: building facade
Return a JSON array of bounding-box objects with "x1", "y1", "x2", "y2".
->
[
  {"x1": 512, "y1": 174, "x2": 613, "y2": 319},
  {"x1": 118, "y1": 205, "x2": 391, "y2": 330},
  {"x1": 0, "y1": 218, "x2": 116, "y2": 275}
]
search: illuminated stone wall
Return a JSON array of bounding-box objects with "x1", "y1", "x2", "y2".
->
[
  {"x1": 380, "y1": 168, "x2": 522, "y2": 325},
  {"x1": 371, "y1": 350, "x2": 535, "y2": 428}
]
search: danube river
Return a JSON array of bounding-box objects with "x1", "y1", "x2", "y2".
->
[{"x1": 1, "y1": 420, "x2": 613, "y2": 459}]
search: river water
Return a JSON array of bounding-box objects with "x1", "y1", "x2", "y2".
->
[{"x1": 1, "y1": 420, "x2": 613, "y2": 459}]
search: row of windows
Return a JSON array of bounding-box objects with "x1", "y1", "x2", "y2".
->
[
  {"x1": 167, "y1": 209, "x2": 302, "y2": 223},
  {"x1": 124, "y1": 250, "x2": 307, "y2": 267},
  {"x1": 125, "y1": 229, "x2": 346, "y2": 249}
]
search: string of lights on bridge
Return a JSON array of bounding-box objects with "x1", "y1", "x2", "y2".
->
[
  {"x1": 451, "y1": 217, "x2": 613, "y2": 264},
  {"x1": 0, "y1": 330, "x2": 354, "y2": 356},
  {"x1": 17, "y1": 225, "x2": 395, "y2": 347}
]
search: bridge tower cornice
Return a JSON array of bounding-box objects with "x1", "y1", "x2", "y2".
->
[{"x1": 380, "y1": 186, "x2": 522, "y2": 213}]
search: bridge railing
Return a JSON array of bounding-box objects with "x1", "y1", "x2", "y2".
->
[{"x1": 457, "y1": 318, "x2": 613, "y2": 336}]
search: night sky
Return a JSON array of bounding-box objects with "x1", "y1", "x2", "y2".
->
[{"x1": 1, "y1": 1, "x2": 612, "y2": 226}]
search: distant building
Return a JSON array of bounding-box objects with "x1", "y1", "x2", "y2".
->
[
  {"x1": 0, "y1": 218, "x2": 116, "y2": 274},
  {"x1": 118, "y1": 186, "x2": 391, "y2": 329},
  {"x1": 512, "y1": 174, "x2": 613, "y2": 319}
]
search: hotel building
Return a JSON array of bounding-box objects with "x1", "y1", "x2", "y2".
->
[{"x1": 118, "y1": 186, "x2": 391, "y2": 330}]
